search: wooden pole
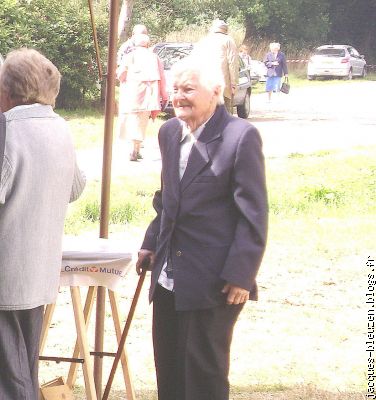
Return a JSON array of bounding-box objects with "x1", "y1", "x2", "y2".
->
[
  {"x1": 102, "y1": 270, "x2": 147, "y2": 400},
  {"x1": 94, "y1": 0, "x2": 120, "y2": 397},
  {"x1": 87, "y1": 0, "x2": 103, "y2": 81}
]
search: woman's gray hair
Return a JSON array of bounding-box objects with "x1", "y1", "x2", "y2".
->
[
  {"x1": 133, "y1": 33, "x2": 150, "y2": 48},
  {"x1": 269, "y1": 42, "x2": 281, "y2": 51},
  {"x1": 171, "y1": 55, "x2": 225, "y2": 104},
  {"x1": 0, "y1": 48, "x2": 61, "y2": 107}
]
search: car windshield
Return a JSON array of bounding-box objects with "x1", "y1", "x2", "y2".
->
[
  {"x1": 158, "y1": 46, "x2": 192, "y2": 69},
  {"x1": 314, "y1": 48, "x2": 346, "y2": 57}
]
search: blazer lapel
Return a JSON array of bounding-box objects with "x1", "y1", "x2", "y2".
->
[
  {"x1": 165, "y1": 125, "x2": 182, "y2": 204},
  {"x1": 180, "y1": 140, "x2": 210, "y2": 191},
  {"x1": 180, "y1": 105, "x2": 227, "y2": 192}
]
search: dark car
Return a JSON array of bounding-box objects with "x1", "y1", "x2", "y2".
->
[{"x1": 155, "y1": 42, "x2": 252, "y2": 119}]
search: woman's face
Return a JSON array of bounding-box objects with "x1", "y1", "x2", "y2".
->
[{"x1": 172, "y1": 70, "x2": 218, "y2": 130}]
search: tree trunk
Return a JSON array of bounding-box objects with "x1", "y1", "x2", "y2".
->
[
  {"x1": 118, "y1": 0, "x2": 135, "y2": 41},
  {"x1": 244, "y1": 13, "x2": 257, "y2": 43}
]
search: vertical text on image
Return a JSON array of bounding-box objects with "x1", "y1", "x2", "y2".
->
[{"x1": 367, "y1": 256, "x2": 375, "y2": 399}]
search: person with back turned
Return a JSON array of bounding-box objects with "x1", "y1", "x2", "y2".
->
[
  {"x1": 193, "y1": 19, "x2": 239, "y2": 114},
  {"x1": 0, "y1": 48, "x2": 85, "y2": 399},
  {"x1": 136, "y1": 55, "x2": 268, "y2": 400}
]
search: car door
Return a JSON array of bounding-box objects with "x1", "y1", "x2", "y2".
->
[
  {"x1": 348, "y1": 47, "x2": 362, "y2": 75},
  {"x1": 233, "y1": 57, "x2": 250, "y2": 105}
]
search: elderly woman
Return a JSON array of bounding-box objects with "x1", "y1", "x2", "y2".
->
[
  {"x1": 0, "y1": 48, "x2": 85, "y2": 399},
  {"x1": 136, "y1": 55, "x2": 268, "y2": 400},
  {"x1": 264, "y1": 42, "x2": 288, "y2": 102},
  {"x1": 117, "y1": 33, "x2": 168, "y2": 161}
]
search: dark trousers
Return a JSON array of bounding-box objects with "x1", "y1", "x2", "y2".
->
[
  {"x1": 153, "y1": 285, "x2": 244, "y2": 400},
  {"x1": 0, "y1": 306, "x2": 44, "y2": 400}
]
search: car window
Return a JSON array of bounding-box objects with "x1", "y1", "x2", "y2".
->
[
  {"x1": 314, "y1": 48, "x2": 346, "y2": 57},
  {"x1": 158, "y1": 46, "x2": 193, "y2": 70},
  {"x1": 348, "y1": 47, "x2": 360, "y2": 57}
]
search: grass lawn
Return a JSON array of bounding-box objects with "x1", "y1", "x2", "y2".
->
[{"x1": 42, "y1": 92, "x2": 375, "y2": 399}]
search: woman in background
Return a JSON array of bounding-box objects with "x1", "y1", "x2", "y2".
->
[
  {"x1": 117, "y1": 33, "x2": 168, "y2": 161},
  {"x1": 264, "y1": 42, "x2": 288, "y2": 102},
  {"x1": 239, "y1": 44, "x2": 252, "y2": 69},
  {"x1": 0, "y1": 48, "x2": 85, "y2": 400}
]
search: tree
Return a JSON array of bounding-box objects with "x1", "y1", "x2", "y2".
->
[
  {"x1": 0, "y1": 0, "x2": 109, "y2": 108},
  {"x1": 328, "y1": 0, "x2": 376, "y2": 62}
]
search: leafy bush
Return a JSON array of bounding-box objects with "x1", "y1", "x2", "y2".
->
[{"x1": 0, "y1": 0, "x2": 109, "y2": 108}]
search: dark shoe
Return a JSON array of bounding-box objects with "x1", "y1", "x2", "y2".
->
[
  {"x1": 136, "y1": 152, "x2": 143, "y2": 160},
  {"x1": 129, "y1": 152, "x2": 138, "y2": 161}
]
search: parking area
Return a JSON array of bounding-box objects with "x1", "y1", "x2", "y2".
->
[{"x1": 249, "y1": 80, "x2": 376, "y2": 157}]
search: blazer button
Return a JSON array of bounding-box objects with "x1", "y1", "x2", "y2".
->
[{"x1": 176, "y1": 250, "x2": 182, "y2": 257}]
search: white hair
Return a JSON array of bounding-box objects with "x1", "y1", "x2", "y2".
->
[
  {"x1": 270, "y1": 42, "x2": 281, "y2": 51},
  {"x1": 171, "y1": 55, "x2": 225, "y2": 104},
  {"x1": 133, "y1": 33, "x2": 150, "y2": 47},
  {"x1": 132, "y1": 24, "x2": 147, "y2": 35}
]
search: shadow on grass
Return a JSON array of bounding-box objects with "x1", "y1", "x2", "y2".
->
[
  {"x1": 231, "y1": 384, "x2": 365, "y2": 400},
  {"x1": 72, "y1": 384, "x2": 364, "y2": 399},
  {"x1": 73, "y1": 386, "x2": 158, "y2": 400}
]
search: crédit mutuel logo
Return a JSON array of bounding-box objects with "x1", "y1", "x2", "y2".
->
[{"x1": 63, "y1": 265, "x2": 126, "y2": 277}]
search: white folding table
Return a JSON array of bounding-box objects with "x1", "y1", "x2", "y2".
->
[{"x1": 39, "y1": 237, "x2": 138, "y2": 400}]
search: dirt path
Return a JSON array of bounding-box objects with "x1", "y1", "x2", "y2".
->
[
  {"x1": 77, "y1": 80, "x2": 376, "y2": 181},
  {"x1": 250, "y1": 80, "x2": 376, "y2": 156}
]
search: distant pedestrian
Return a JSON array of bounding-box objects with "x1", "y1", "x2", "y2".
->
[
  {"x1": 117, "y1": 24, "x2": 148, "y2": 67},
  {"x1": 264, "y1": 42, "x2": 288, "y2": 102},
  {"x1": 193, "y1": 19, "x2": 239, "y2": 114},
  {"x1": 117, "y1": 34, "x2": 168, "y2": 161},
  {"x1": 239, "y1": 44, "x2": 252, "y2": 69}
]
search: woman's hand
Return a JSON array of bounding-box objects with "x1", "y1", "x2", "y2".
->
[
  {"x1": 136, "y1": 249, "x2": 155, "y2": 275},
  {"x1": 222, "y1": 284, "x2": 249, "y2": 305}
]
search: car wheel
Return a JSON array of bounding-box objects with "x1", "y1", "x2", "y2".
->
[
  {"x1": 237, "y1": 91, "x2": 250, "y2": 119},
  {"x1": 361, "y1": 67, "x2": 367, "y2": 78},
  {"x1": 307, "y1": 75, "x2": 315, "y2": 81}
]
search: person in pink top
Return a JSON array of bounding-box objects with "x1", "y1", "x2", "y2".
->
[{"x1": 117, "y1": 33, "x2": 168, "y2": 161}]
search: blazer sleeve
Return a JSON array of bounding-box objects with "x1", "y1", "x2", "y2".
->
[
  {"x1": 141, "y1": 185, "x2": 163, "y2": 251},
  {"x1": 281, "y1": 52, "x2": 288, "y2": 75},
  {"x1": 141, "y1": 131, "x2": 164, "y2": 251},
  {"x1": 220, "y1": 125, "x2": 268, "y2": 292}
]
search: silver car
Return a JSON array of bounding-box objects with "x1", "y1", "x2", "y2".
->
[
  {"x1": 307, "y1": 45, "x2": 367, "y2": 80},
  {"x1": 249, "y1": 60, "x2": 267, "y2": 83}
]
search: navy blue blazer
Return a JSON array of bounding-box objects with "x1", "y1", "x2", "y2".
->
[
  {"x1": 264, "y1": 51, "x2": 288, "y2": 77},
  {"x1": 142, "y1": 105, "x2": 268, "y2": 311}
]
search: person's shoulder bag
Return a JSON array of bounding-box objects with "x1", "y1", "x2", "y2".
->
[
  {"x1": 280, "y1": 76, "x2": 290, "y2": 94},
  {"x1": 0, "y1": 112, "x2": 6, "y2": 179}
]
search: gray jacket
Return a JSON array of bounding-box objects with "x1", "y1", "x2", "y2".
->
[{"x1": 0, "y1": 104, "x2": 85, "y2": 310}]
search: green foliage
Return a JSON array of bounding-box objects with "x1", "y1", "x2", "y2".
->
[
  {"x1": 0, "y1": 0, "x2": 109, "y2": 108},
  {"x1": 267, "y1": 147, "x2": 376, "y2": 217},
  {"x1": 64, "y1": 175, "x2": 159, "y2": 235},
  {"x1": 1, "y1": 0, "x2": 375, "y2": 108}
]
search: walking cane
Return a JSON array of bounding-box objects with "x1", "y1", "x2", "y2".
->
[{"x1": 102, "y1": 268, "x2": 147, "y2": 399}]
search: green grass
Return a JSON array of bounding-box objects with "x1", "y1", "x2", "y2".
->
[
  {"x1": 64, "y1": 145, "x2": 375, "y2": 236},
  {"x1": 56, "y1": 144, "x2": 373, "y2": 398}
]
